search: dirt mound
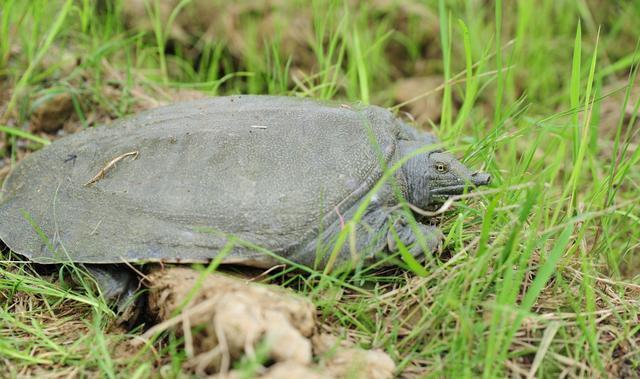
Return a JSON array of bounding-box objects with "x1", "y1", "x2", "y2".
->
[{"x1": 141, "y1": 267, "x2": 394, "y2": 378}]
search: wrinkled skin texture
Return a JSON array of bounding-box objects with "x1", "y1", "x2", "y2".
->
[
  {"x1": 0, "y1": 96, "x2": 489, "y2": 301},
  {"x1": 398, "y1": 141, "x2": 491, "y2": 207}
]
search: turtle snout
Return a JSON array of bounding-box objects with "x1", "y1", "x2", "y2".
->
[{"x1": 471, "y1": 172, "x2": 491, "y2": 187}]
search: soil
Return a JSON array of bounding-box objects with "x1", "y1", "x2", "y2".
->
[
  {"x1": 142, "y1": 267, "x2": 394, "y2": 378},
  {"x1": 29, "y1": 92, "x2": 75, "y2": 134}
]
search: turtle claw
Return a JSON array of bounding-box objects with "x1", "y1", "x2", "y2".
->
[{"x1": 387, "y1": 216, "x2": 444, "y2": 259}]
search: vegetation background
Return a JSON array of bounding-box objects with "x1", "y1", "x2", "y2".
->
[{"x1": 0, "y1": 0, "x2": 639, "y2": 377}]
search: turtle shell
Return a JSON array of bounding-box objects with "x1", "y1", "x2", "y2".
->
[{"x1": 0, "y1": 96, "x2": 401, "y2": 266}]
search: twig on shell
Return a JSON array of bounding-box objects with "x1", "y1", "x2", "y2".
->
[{"x1": 84, "y1": 151, "x2": 139, "y2": 186}]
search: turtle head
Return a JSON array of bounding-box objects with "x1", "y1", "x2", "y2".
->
[{"x1": 399, "y1": 142, "x2": 490, "y2": 208}]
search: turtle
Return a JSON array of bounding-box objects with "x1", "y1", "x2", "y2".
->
[{"x1": 0, "y1": 95, "x2": 490, "y2": 307}]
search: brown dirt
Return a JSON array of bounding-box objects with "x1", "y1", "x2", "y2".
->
[
  {"x1": 313, "y1": 333, "x2": 396, "y2": 379},
  {"x1": 29, "y1": 92, "x2": 75, "y2": 134},
  {"x1": 122, "y1": 0, "x2": 314, "y2": 66},
  {"x1": 599, "y1": 79, "x2": 640, "y2": 142},
  {"x1": 210, "y1": 361, "x2": 331, "y2": 379},
  {"x1": 145, "y1": 267, "x2": 314, "y2": 374},
  {"x1": 142, "y1": 267, "x2": 395, "y2": 378},
  {"x1": 393, "y1": 76, "x2": 446, "y2": 125},
  {"x1": 121, "y1": 0, "x2": 442, "y2": 85}
]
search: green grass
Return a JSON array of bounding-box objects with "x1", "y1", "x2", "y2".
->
[{"x1": 1, "y1": 0, "x2": 639, "y2": 377}]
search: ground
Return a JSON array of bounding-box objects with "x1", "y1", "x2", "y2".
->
[{"x1": 0, "y1": 0, "x2": 639, "y2": 378}]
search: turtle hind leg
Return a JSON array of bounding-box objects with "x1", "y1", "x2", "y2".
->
[{"x1": 82, "y1": 264, "x2": 140, "y2": 316}]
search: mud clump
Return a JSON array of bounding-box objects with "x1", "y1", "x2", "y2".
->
[
  {"x1": 146, "y1": 267, "x2": 314, "y2": 373},
  {"x1": 210, "y1": 361, "x2": 330, "y2": 379},
  {"x1": 29, "y1": 92, "x2": 75, "y2": 134},
  {"x1": 394, "y1": 76, "x2": 445, "y2": 125},
  {"x1": 143, "y1": 267, "x2": 395, "y2": 378},
  {"x1": 313, "y1": 333, "x2": 396, "y2": 379}
]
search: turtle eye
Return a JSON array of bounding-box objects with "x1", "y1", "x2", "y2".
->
[{"x1": 435, "y1": 162, "x2": 448, "y2": 173}]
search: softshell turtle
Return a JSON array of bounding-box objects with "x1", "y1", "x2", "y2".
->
[{"x1": 0, "y1": 96, "x2": 489, "y2": 305}]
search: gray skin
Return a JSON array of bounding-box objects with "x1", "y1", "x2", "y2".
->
[{"x1": 0, "y1": 96, "x2": 489, "y2": 306}]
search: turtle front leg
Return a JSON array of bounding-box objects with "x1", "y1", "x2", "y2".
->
[
  {"x1": 386, "y1": 212, "x2": 444, "y2": 258},
  {"x1": 296, "y1": 205, "x2": 443, "y2": 269}
]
